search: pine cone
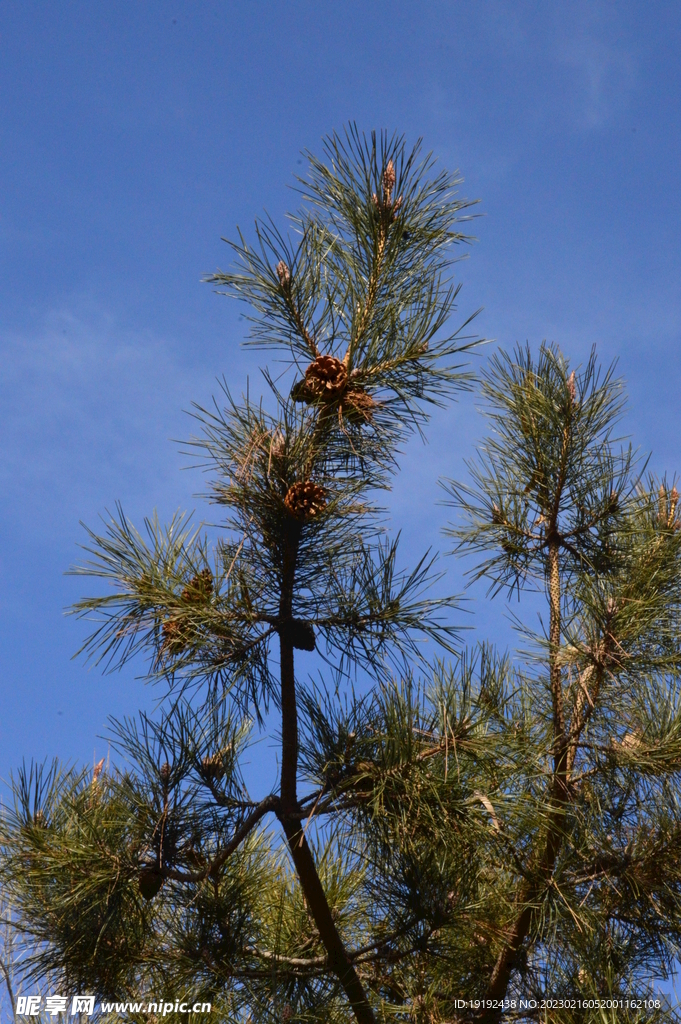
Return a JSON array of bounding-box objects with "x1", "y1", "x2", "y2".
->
[
  {"x1": 182, "y1": 568, "x2": 213, "y2": 604},
  {"x1": 291, "y1": 354, "x2": 376, "y2": 426},
  {"x1": 280, "y1": 617, "x2": 316, "y2": 652},
  {"x1": 308, "y1": 354, "x2": 347, "y2": 391},
  {"x1": 160, "y1": 762, "x2": 172, "y2": 785},
  {"x1": 162, "y1": 619, "x2": 185, "y2": 654},
  {"x1": 138, "y1": 866, "x2": 164, "y2": 901},
  {"x1": 201, "y1": 747, "x2": 231, "y2": 782},
  {"x1": 292, "y1": 355, "x2": 348, "y2": 403},
  {"x1": 341, "y1": 389, "x2": 375, "y2": 424},
  {"x1": 284, "y1": 481, "x2": 326, "y2": 520}
]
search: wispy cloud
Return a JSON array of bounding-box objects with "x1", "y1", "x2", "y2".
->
[
  {"x1": 558, "y1": 31, "x2": 636, "y2": 130},
  {"x1": 0, "y1": 303, "x2": 222, "y2": 543}
]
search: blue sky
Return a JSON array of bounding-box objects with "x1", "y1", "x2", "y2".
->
[{"x1": 1, "y1": 0, "x2": 680, "y2": 871}]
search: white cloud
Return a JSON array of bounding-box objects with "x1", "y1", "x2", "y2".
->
[
  {"x1": 0, "y1": 302, "x2": 221, "y2": 542},
  {"x1": 558, "y1": 31, "x2": 636, "y2": 129}
]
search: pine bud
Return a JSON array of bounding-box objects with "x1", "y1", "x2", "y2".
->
[
  {"x1": 276, "y1": 260, "x2": 291, "y2": 290},
  {"x1": 670, "y1": 486, "x2": 679, "y2": 523},
  {"x1": 658, "y1": 484, "x2": 666, "y2": 524},
  {"x1": 382, "y1": 159, "x2": 396, "y2": 203},
  {"x1": 160, "y1": 762, "x2": 171, "y2": 785},
  {"x1": 270, "y1": 429, "x2": 285, "y2": 459},
  {"x1": 202, "y1": 746, "x2": 232, "y2": 782},
  {"x1": 92, "y1": 758, "x2": 105, "y2": 785},
  {"x1": 620, "y1": 730, "x2": 641, "y2": 750},
  {"x1": 567, "y1": 371, "x2": 576, "y2": 405}
]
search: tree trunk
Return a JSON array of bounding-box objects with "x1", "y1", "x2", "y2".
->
[{"x1": 278, "y1": 533, "x2": 376, "y2": 1024}]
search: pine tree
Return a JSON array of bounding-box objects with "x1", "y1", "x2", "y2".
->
[
  {"x1": 2, "y1": 132, "x2": 681, "y2": 1024},
  {"x1": 1, "y1": 129, "x2": 481, "y2": 1024}
]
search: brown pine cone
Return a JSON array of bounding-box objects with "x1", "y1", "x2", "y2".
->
[
  {"x1": 291, "y1": 353, "x2": 376, "y2": 427},
  {"x1": 162, "y1": 619, "x2": 185, "y2": 654},
  {"x1": 284, "y1": 481, "x2": 326, "y2": 520},
  {"x1": 307, "y1": 354, "x2": 347, "y2": 391},
  {"x1": 202, "y1": 748, "x2": 230, "y2": 782},
  {"x1": 292, "y1": 354, "x2": 348, "y2": 403},
  {"x1": 341, "y1": 389, "x2": 375, "y2": 424},
  {"x1": 138, "y1": 866, "x2": 164, "y2": 901},
  {"x1": 182, "y1": 568, "x2": 213, "y2": 603},
  {"x1": 292, "y1": 357, "x2": 343, "y2": 404}
]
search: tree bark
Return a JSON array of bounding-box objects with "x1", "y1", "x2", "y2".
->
[{"x1": 278, "y1": 531, "x2": 376, "y2": 1024}]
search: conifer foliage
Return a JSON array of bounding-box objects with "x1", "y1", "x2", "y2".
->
[{"x1": 2, "y1": 131, "x2": 681, "y2": 1024}]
